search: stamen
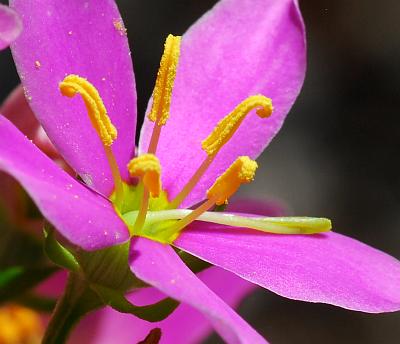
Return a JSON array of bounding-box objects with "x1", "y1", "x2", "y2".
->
[
  {"x1": 60, "y1": 75, "x2": 124, "y2": 208},
  {"x1": 147, "y1": 34, "x2": 181, "y2": 154},
  {"x1": 170, "y1": 95, "x2": 272, "y2": 208},
  {"x1": 128, "y1": 154, "x2": 162, "y2": 233},
  {"x1": 202, "y1": 95, "x2": 273, "y2": 156},
  {"x1": 167, "y1": 156, "x2": 257, "y2": 234},
  {"x1": 127, "y1": 154, "x2": 162, "y2": 198},
  {"x1": 207, "y1": 156, "x2": 258, "y2": 205}
]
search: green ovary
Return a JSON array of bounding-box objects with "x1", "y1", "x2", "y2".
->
[{"x1": 111, "y1": 182, "x2": 179, "y2": 244}]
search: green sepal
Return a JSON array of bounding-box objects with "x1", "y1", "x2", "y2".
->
[
  {"x1": 44, "y1": 227, "x2": 79, "y2": 272},
  {"x1": 92, "y1": 284, "x2": 179, "y2": 322},
  {"x1": 77, "y1": 241, "x2": 143, "y2": 291},
  {"x1": 0, "y1": 266, "x2": 22, "y2": 287},
  {"x1": 0, "y1": 265, "x2": 58, "y2": 304}
]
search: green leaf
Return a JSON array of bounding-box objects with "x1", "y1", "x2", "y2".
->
[
  {"x1": 0, "y1": 265, "x2": 58, "y2": 303},
  {"x1": 44, "y1": 228, "x2": 79, "y2": 272},
  {"x1": 92, "y1": 284, "x2": 179, "y2": 322},
  {"x1": 0, "y1": 266, "x2": 24, "y2": 287}
]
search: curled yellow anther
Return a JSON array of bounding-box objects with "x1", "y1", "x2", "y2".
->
[
  {"x1": 148, "y1": 34, "x2": 181, "y2": 126},
  {"x1": 202, "y1": 95, "x2": 273, "y2": 156},
  {"x1": 207, "y1": 156, "x2": 258, "y2": 205},
  {"x1": 59, "y1": 74, "x2": 117, "y2": 146},
  {"x1": 128, "y1": 154, "x2": 162, "y2": 197}
]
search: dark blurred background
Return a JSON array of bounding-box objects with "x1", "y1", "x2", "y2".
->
[{"x1": 1, "y1": 0, "x2": 400, "y2": 343}]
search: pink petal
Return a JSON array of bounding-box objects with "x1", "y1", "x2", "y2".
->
[
  {"x1": 139, "y1": 0, "x2": 306, "y2": 207},
  {"x1": 1, "y1": 85, "x2": 60, "y2": 159},
  {"x1": 129, "y1": 237, "x2": 267, "y2": 344},
  {"x1": 10, "y1": 0, "x2": 137, "y2": 197},
  {"x1": 0, "y1": 86, "x2": 71, "y2": 223},
  {"x1": 0, "y1": 115, "x2": 129, "y2": 250},
  {"x1": 71, "y1": 267, "x2": 255, "y2": 344},
  {"x1": 0, "y1": 4, "x2": 22, "y2": 50},
  {"x1": 175, "y1": 223, "x2": 400, "y2": 313}
]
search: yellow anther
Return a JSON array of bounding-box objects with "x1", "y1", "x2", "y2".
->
[
  {"x1": 128, "y1": 154, "x2": 162, "y2": 197},
  {"x1": 148, "y1": 34, "x2": 181, "y2": 126},
  {"x1": 202, "y1": 95, "x2": 273, "y2": 156},
  {"x1": 59, "y1": 74, "x2": 117, "y2": 146},
  {"x1": 207, "y1": 156, "x2": 258, "y2": 205}
]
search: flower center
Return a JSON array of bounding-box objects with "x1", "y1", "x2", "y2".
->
[
  {"x1": 59, "y1": 34, "x2": 331, "y2": 245},
  {"x1": 0, "y1": 304, "x2": 43, "y2": 344}
]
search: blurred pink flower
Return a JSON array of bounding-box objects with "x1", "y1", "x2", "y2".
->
[{"x1": 0, "y1": 4, "x2": 22, "y2": 50}]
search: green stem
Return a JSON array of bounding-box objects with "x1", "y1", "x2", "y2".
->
[{"x1": 42, "y1": 273, "x2": 101, "y2": 344}]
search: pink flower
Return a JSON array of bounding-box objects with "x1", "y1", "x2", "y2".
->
[
  {"x1": 0, "y1": 85, "x2": 258, "y2": 344},
  {"x1": 1, "y1": 0, "x2": 400, "y2": 342}
]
